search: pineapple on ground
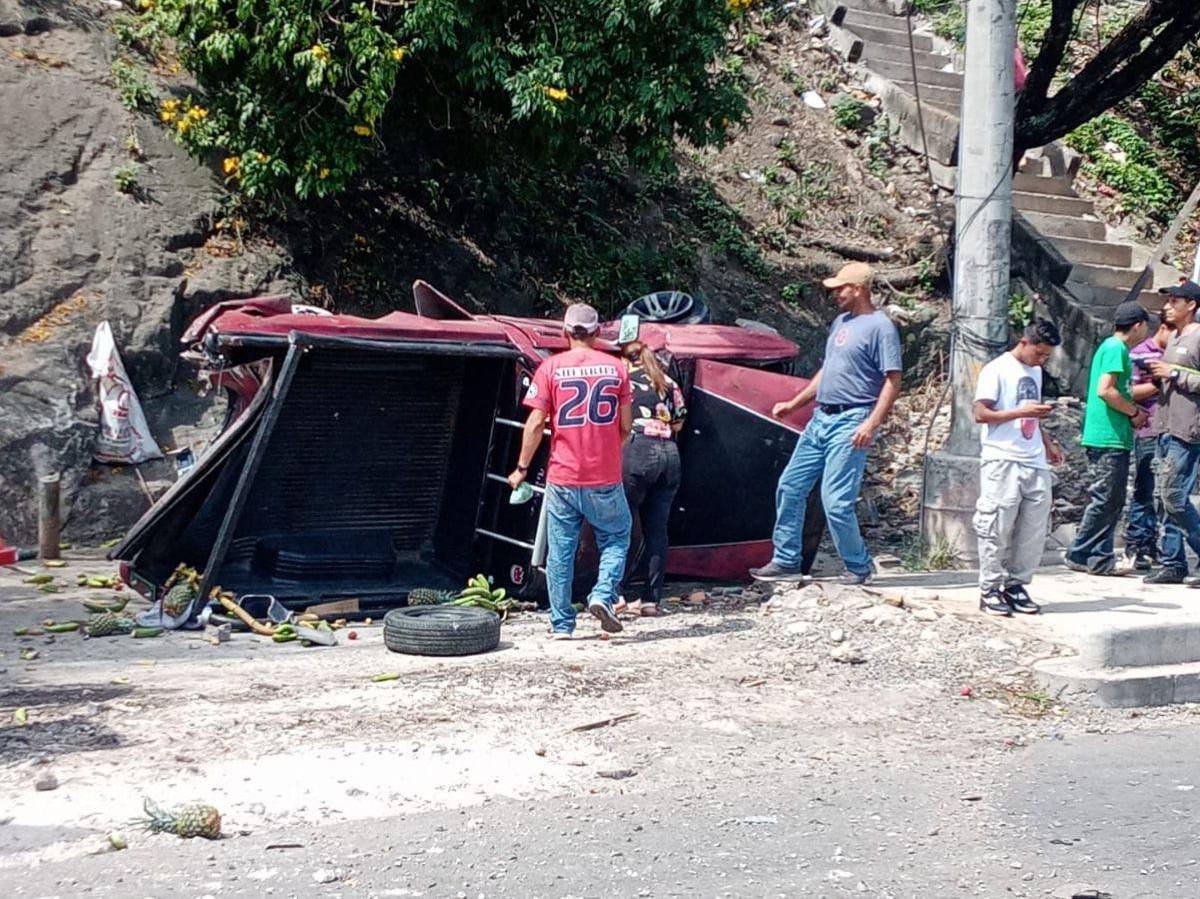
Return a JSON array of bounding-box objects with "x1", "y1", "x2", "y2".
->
[
  {"x1": 407, "y1": 587, "x2": 453, "y2": 606},
  {"x1": 85, "y1": 612, "x2": 134, "y2": 637},
  {"x1": 137, "y1": 798, "x2": 221, "y2": 839},
  {"x1": 161, "y1": 564, "x2": 200, "y2": 617}
]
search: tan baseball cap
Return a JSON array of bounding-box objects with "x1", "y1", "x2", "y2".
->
[{"x1": 822, "y1": 262, "x2": 874, "y2": 289}]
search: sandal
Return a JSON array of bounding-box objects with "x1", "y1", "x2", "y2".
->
[{"x1": 640, "y1": 604, "x2": 662, "y2": 617}]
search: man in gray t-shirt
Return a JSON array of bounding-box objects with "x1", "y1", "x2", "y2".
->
[{"x1": 751, "y1": 262, "x2": 903, "y2": 586}]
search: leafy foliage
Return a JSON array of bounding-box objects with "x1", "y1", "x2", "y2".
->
[
  {"x1": 135, "y1": 0, "x2": 750, "y2": 203},
  {"x1": 113, "y1": 162, "x2": 141, "y2": 195},
  {"x1": 1067, "y1": 113, "x2": 1180, "y2": 222},
  {"x1": 831, "y1": 95, "x2": 870, "y2": 132},
  {"x1": 110, "y1": 57, "x2": 157, "y2": 112}
]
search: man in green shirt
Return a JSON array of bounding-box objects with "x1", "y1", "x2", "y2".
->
[{"x1": 1065, "y1": 302, "x2": 1150, "y2": 575}]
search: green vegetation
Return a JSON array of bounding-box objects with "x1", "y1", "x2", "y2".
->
[
  {"x1": 1067, "y1": 113, "x2": 1180, "y2": 222},
  {"x1": 831, "y1": 95, "x2": 871, "y2": 132},
  {"x1": 901, "y1": 534, "x2": 962, "y2": 572},
  {"x1": 110, "y1": 57, "x2": 156, "y2": 112},
  {"x1": 113, "y1": 163, "x2": 141, "y2": 195},
  {"x1": 1009, "y1": 291, "x2": 1035, "y2": 331},
  {"x1": 129, "y1": 0, "x2": 750, "y2": 204}
]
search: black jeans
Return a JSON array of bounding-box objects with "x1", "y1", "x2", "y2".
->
[
  {"x1": 622, "y1": 435, "x2": 682, "y2": 604},
  {"x1": 1066, "y1": 448, "x2": 1131, "y2": 573}
]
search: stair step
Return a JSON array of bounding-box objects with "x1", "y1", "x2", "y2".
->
[
  {"x1": 842, "y1": 8, "x2": 911, "y2": 30},
  {"x1": 1069, "y1": 263, "x2": 1146, "y2": 291},
  {"x1": 1020, "y1": 211, "x2": 1107, "y2": 241},
  {"x1": 837, "y1": 0, "x2": 907, "y2": 13},
  {"x1": 1013, "y1": 191, "x2": 1095, "y2": 217},
  {"x1": 844, "y1": 21, "x2": 935, "y2": 51},
  {"x1": 893, "y1": 80, "x2": 961, "y2": 110},
  {"x1": 864, "y1": 56, "x2": 963, "y2": 89},
  {"x1": 1013, "y1": 171, "x2": 1078, "y2": 197},
  {"x1": 1085, "y1": 287, "x2": 1162, "y2": 309},
  {"x1": 862, "y1": 42, "x2": 955, "y2": 71},
  {"x1": 1047, "y1": 236, "x2": 1133, "y2": 268}
]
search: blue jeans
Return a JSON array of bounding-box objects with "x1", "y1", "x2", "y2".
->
[
  {"x1": 1125, "y1": 436, "x2": 1159, "y2": 558},
  {"x1": 1066, "y1": 448, "x2": 1130, "y2": 573},
  {"x1": 544, "y1": 483, "x2": 632, "y2": 634},
  {"x1": 771, "y1": 407, "x2": 872, "y2": 575},
  {"x1": 1156, "y1": 435, "x2": 1200, "y2": 573}
]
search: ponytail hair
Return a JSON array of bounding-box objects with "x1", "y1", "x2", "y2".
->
[{"x1": 639, "y1": 345, "x2": 670, "y2": 397}]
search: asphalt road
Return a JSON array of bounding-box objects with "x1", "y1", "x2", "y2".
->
[{"x1": 6, "y1": 727, "x2": 1199, "y2": 898}]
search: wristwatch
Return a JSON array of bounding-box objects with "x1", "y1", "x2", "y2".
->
[{"x1": 517, "y1": 464, "x2": 529, "y2": 473}]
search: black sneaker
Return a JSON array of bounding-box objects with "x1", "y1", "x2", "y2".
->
[
  {"x1": 749, "y1": 561, "x2": 806, "y2": 583},
  {"x1": 1134, "y1": 553, "x2": 1155, "y2": 572},
  {"x1": 979, "y1": 589, "x2": 1012, "y2": 617},
  {"x1": 1003, "y1": 585, "x2": 1041, "y2": 615},
  {"x1": 1146, "y1": 567, "x2": 1187, "y2": 585}
]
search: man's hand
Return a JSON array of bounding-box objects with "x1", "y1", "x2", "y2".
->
[
  {"x1": 1020, "y1": 402, "x2": 1054, "y2": 420},
  {"x1": 507, "y1": 469, "x2": 526, "y2": 489},
  {"x1": 1132, "y1": 408, "x2": 1150, "y2": 430},
  {"x1": 850, "y1": 420, "x2": 876, "y2": 449},
  {"x1": 1046, "y1": 440, "x2": 1065, "y2": 466},
  {"x1": 772, "y1": 399, "x2": 797, "y2": 419},
  {"x1": 1149, "y1": 361, "x2": 1174, "y2": 380}
]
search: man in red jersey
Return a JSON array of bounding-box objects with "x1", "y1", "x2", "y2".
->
[{"x1": 509, "y1": 304, "x2": 633, "y2": 638}]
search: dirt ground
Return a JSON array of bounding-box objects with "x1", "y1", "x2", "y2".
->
[{"x1": 2, "y1": 553, "x2": 1196, "y2": 876}]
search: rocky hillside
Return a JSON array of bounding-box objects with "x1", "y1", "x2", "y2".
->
[{"x1": 0, "y1": 0, "x2": 948, "y2": 545}]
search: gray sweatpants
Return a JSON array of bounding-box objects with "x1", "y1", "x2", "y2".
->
[{"x1": 973, "y1": 459, "x2": 1052, "y2": 591}]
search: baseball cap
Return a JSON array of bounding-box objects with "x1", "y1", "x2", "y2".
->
[
  {"x1": 1113, "y1": 301, "x2": 1150, "y2": 328},
  {"x1": 1160, "y1": 280, "x2": 1200, "y2": 302},
  {"x1": 823, "y1": 262, "x2": 874, "y2": 289},
  {"x1": 563, "y1": 303, "x2": 600, "y2": 335}
]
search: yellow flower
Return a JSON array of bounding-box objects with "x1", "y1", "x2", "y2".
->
[
  {"x1": 256, "y1": 152, "x2": 268, "y2": 163},
  {"x1": 391, "y1": 46, "x2": 407, "y2": 63},
  {"x1": 311, "y1": 44, "x2": 331, "y2": 63},
  {"x1": 318, "y1": 168, "x2": 331, "y2": 180},
  {"x1": 186, "y1": 105, "x2": 208, "y2": 121},
  {"x1": 176, "y1": 117, "x2": 192, "y2": 135},
  {"x1": 222, "y1": 156, "x2": 240, "y2": 176},
  {"x1": 353, "y1": 124, "x2": 373, "y2": 136},
  {"x1": 727, "y1": 0, "x2": 753, "y2": 12},
  {"x1": 542, "y1": 86, "x2": 569, "y2": 102},
  {"x1": 137, "y1": 0, "x2": 154, "y2": 9},
  {"x1": 158, "y1": 97, "x2": 180, "y2": 123}
]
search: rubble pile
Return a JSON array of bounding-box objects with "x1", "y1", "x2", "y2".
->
[{"x1": 693, "y1": 582, "x2": 1063, "y2": 701}]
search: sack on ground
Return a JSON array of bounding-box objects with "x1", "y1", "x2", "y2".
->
[{"x1": 85, "y1": 321, "x2": 163, "y2": 464}]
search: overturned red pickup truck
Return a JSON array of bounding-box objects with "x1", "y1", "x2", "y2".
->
[{"x1": 112, "y1": 282, "x2": 825, "y2": 612}]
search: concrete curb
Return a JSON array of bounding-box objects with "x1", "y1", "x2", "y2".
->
[{"x1": 1035, "y1": 655, "x2": 1200, "y2": 708}]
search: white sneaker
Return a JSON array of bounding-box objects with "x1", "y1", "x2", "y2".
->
[{"x1": 547, "y1": 630, "x2": 574, "y2": 641}]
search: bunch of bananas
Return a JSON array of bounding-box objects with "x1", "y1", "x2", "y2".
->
[{"x1": 449, "y1": 574, "x2": 516, "y2": 616}]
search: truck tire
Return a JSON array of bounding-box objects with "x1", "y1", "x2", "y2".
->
[{"x1": 382, "y1": 606, "x2": 501, "y2": 656}]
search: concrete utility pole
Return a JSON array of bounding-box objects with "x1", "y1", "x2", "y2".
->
[{"x1": 922, "y1": 0, "x2": 1017, "y2": 556}]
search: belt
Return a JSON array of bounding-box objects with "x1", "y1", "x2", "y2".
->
[{"x1": 818, "y1": 402, "x2": 873, "y2": 415}]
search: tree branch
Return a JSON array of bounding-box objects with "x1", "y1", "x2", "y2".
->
[
  {"x1": 1017, "y1": 0, "x2": 1081, "y2": 119},
  {"x1": 1015, "y1": 3, "x2": 1200, "y2": 154}
]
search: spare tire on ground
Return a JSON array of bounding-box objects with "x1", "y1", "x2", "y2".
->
[{"x1": 383, "y1": 606, "x2": 501, "y2": 656}]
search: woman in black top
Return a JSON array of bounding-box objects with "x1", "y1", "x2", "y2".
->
[{"x1": 617, "y1": 335, "x2": 687, "y2": 616}]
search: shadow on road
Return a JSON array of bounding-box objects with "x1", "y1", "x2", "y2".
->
[{"x1": 0, "y1": 683, "x2": 132, "y2": 708}]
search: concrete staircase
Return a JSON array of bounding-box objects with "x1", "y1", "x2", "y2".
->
[{"x1": 815, "y1": 0, "x2": 1181, "y2": 392}]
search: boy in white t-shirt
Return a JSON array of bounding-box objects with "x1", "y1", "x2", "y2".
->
[{"x1": 972, "y1": 319, "x2": 1065, "y2": 616}]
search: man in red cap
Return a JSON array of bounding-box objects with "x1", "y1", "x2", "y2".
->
[
  {"x1": 509, "y1": 303, "x2": 633, "y2": 637},
  {"x1": 752, "y1": 262, "x2": 902, "y2": 586}
]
